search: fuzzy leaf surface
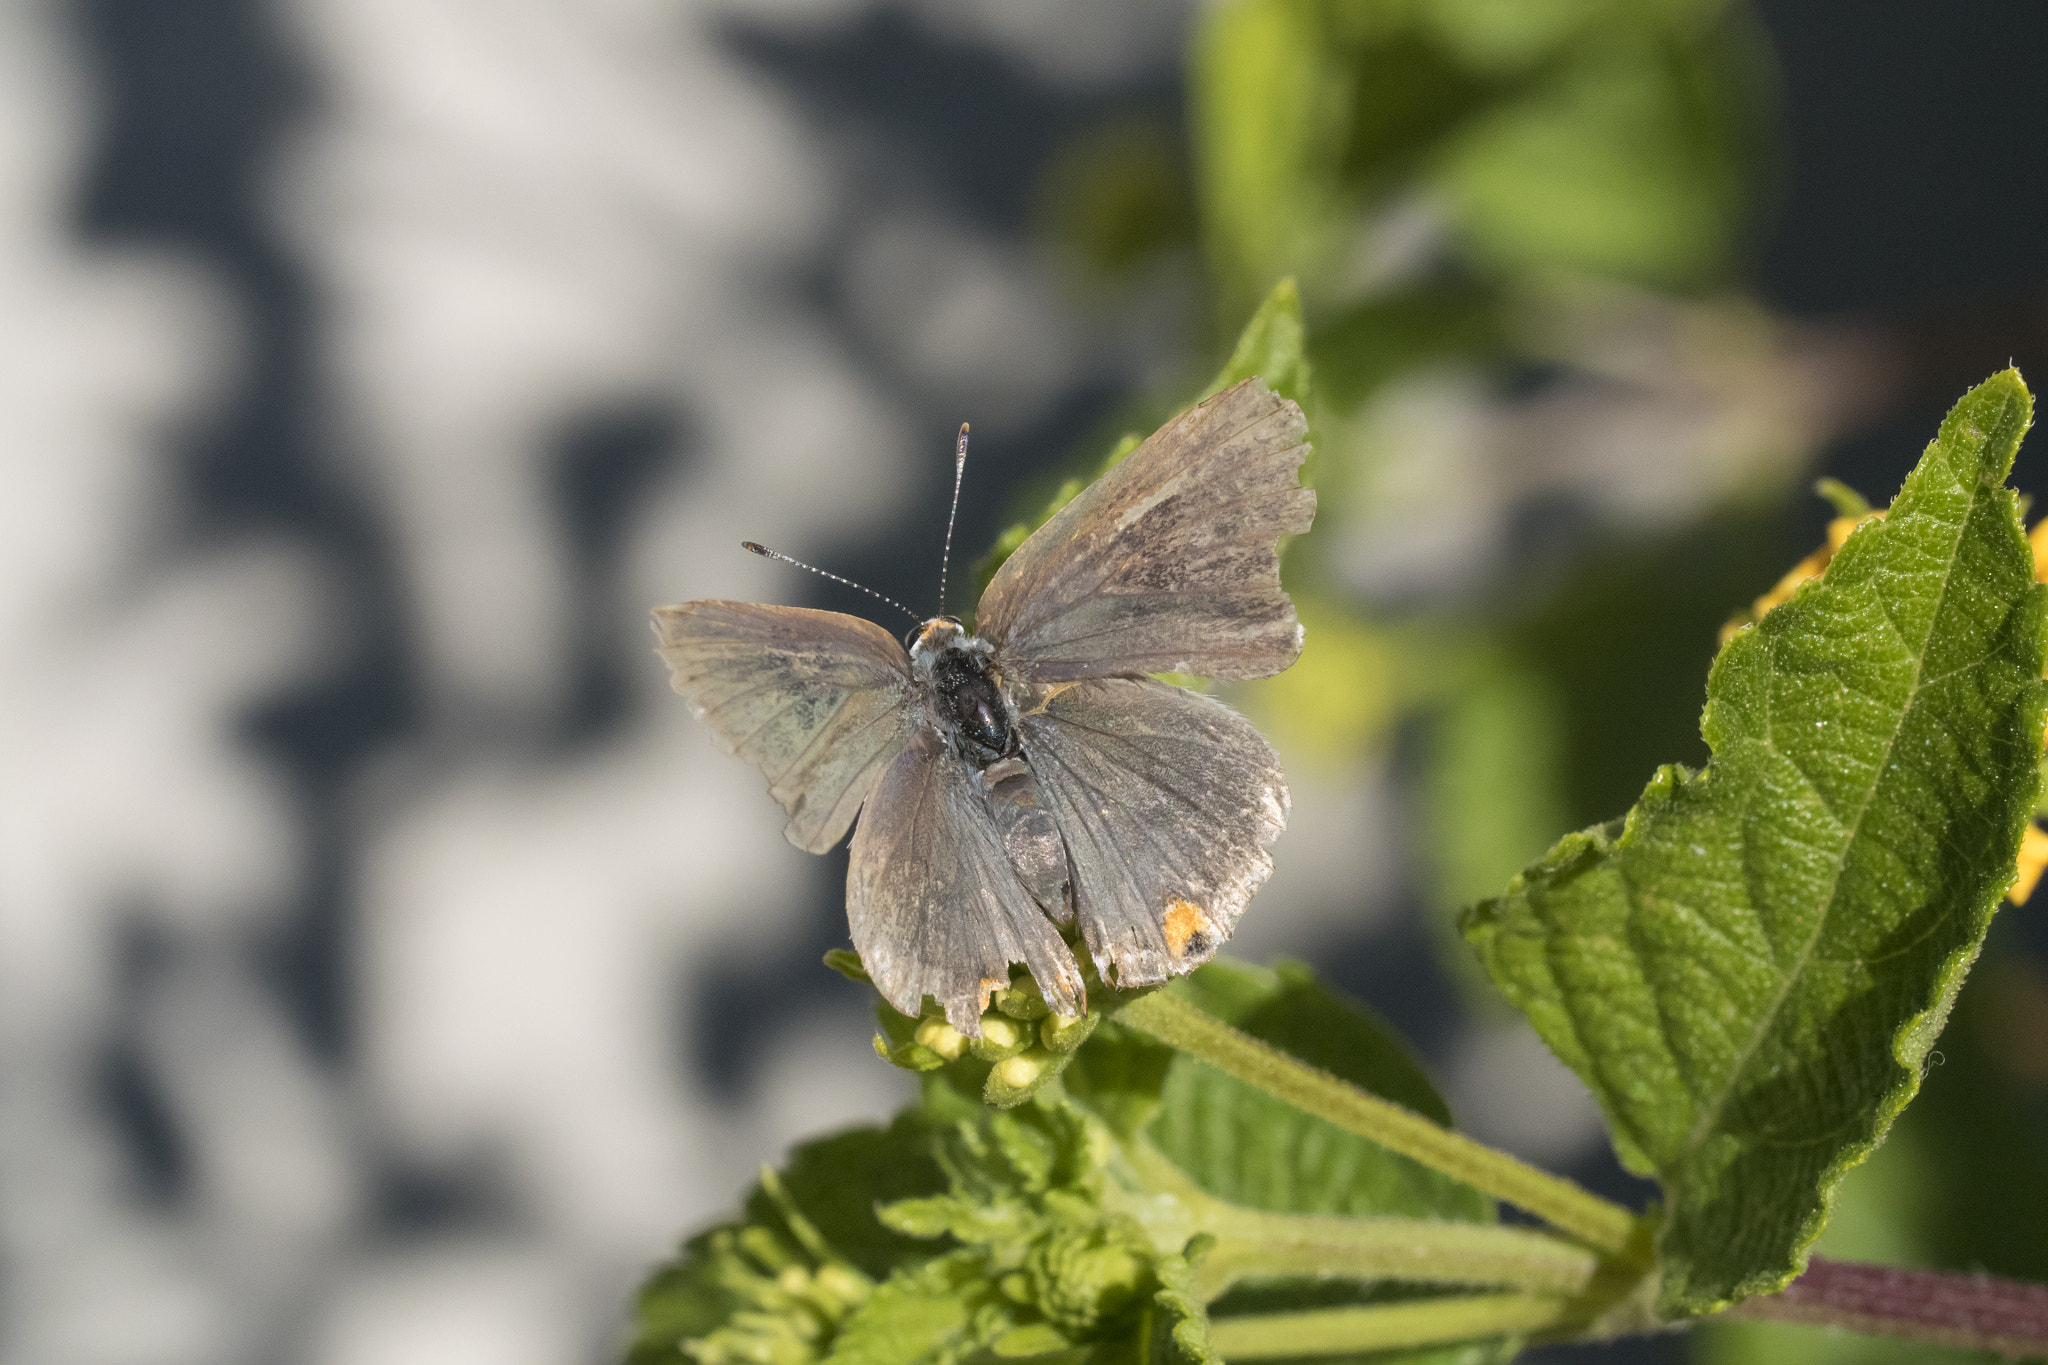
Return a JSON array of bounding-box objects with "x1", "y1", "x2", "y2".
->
[{"x1": 1464, "y1": 371, "x2": 2048, "y2": 1315}]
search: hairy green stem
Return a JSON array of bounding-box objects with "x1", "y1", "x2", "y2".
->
[
  {"x1": 1206, "y1": 1292, "x2": 1574, "y2": 1358},
  {"x1": 1198, "y1": 1215, "x2": 1598, "y2": 1299},
  {"x1": 1117, "y1": 991, "x2": 1642, "y2": 1256},
  {"x1": 1112, "y1": 1138, "x2": 1599, "y2": 1300}
]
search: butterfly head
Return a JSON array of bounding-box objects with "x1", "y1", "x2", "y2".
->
[{"x1": 907, "y1": 615, "x2": 981, "y2": 663}]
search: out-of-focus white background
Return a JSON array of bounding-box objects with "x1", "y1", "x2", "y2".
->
[{"x1": 5, "y1": 4, "x2": 2048, "y2": 1364}]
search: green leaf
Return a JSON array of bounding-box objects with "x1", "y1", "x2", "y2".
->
[
  {"x1": 1115, "y1": 1250, "x2": 1217, "y2": 1365},
  {"x1": 632, "y1": 1199, "x2": 871, "y2": 1365},
  {"x1": 1202, "y1": 277, "x2": 1312, "y2": 414},
  {"x1": 825, "y1": 1250, "x2": 1012, "y2": 1365},
  {"x1": 1463, "y1": 370, "x2": 2048, "y2": 1315},
  {"x1": 871, "y1": 1101, "x2": 1217, "y2": 1365},
  {"x1": 630, "y1": 1118, "x2": 947, "y2": 1365},
  {"x1": 824, "y1": 948, "x2": 871, "y2": 983},
  {"x1": 1146, "y1": 961, "x2": 1492, "y2": 1223},
  {"x1": 767, "y1": 1119, "x2": 949, "y2": 1279},
  {"x1": 629, "y1": 1252, "x2": 741, "y2": 1365},
  {"x1": 1190, "y1": 0, "x2": 1341, "y2": 312},
  {"x1": 1059, "y1": 1017, "x2": 1178, "y2": 1137}
]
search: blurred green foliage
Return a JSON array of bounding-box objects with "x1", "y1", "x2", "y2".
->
[{"x1": 1189, "y1": 0, "x2": 1772, "y2": 322}]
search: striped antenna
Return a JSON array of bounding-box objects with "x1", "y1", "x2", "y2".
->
[
  {"x1": 741, "y1": 542, "x2": 919, "y2": 625},
  {"x1": 938, "y1": 422, "x2": 969, "y2": 615}
]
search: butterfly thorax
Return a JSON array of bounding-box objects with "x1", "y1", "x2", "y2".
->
[{"x1": 910, "y1": 617, "x2": 1015, "y2": 764}]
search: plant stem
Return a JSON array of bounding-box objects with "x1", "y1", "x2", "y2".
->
[
  {"x1": 1206, "y1": 1291, "x2": 1574, "y2": 1359},
  {"x1": 1117, "y1": 990, "x2": 1642, "y2": 1257},
  {"x1": 1112, "y1": 1137, "x2": 1600, "y2": 1300},
  {"x1": 1728, "y1": 1256, "x2": 2048, "y2": 1359},
  {"x1": 1197, "y1": 1214, "x2": 1598, "y2": 1299}
]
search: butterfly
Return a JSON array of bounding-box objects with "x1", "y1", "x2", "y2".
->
[{"x1": 652, "y1": 378, "x2": 1314, "y2": 1035}]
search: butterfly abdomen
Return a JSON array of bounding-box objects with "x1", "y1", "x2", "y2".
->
[{"x1": 980, "y1": 754, "x2": 1071, "y2": 921}]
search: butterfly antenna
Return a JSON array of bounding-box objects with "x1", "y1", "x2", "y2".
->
[
  {"x1": 938, "y1": 422, "x2": 969, "y2": 614},
  {"x1": 741, "y1": 542, "x2": 920, "y2": 625}
]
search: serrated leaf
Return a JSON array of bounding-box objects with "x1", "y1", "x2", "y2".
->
[
  {"x1": 1147, "y1": 961, "x2": 1492, "y2": 1223},
  {"x1": 1464, "y1": 371, "x2": 2048, "y2": 1315}
]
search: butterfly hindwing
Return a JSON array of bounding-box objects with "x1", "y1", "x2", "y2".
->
[
  {"x1": 653, "y1": 601, "x2": 915, "y2": 854},
  {"x1": 977, "y1": 378, "x2": 1315, "y2": 683},
  {"x1": 847, "y1": 734, "x2": 1086, "y2": 1033},
  {"x1": 1017, "y1": 676, "x2": 1288, "y2": 988}
]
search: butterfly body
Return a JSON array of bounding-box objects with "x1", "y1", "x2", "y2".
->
[
  {"x1": 912, "y1": 618, "x2": 1014, "y2": 764},
  {"x1": 909, "y1": 617, "x2": 1073, "y2": 920},
  {"x1": 655, "y1": 378, "x2": 1314, "y2": 1034}
]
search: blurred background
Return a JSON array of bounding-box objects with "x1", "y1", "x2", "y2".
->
[{"x1": 3, "y1": 1, "x2": 2047, "y2": 1363}]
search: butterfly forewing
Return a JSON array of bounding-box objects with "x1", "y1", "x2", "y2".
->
[
  {"x1": 653, "y1": 601, "x2": 915, "y2": 853},
  {"x1": 976, "y1": 378, "x2": 1315, "y2": 683},
  {"x1": 847, "y1": 735, "x2": 1086, "y2": 1033},
  {"x1": 1016, "y1": 677, "x2": 1287, "y2": 988}
]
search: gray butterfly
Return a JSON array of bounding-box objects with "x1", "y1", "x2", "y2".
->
[{"x1": 653, "y1": 377, "x2": 1314, "y2": 1034}]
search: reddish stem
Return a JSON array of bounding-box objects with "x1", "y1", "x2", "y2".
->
[{"x1": 1731, "y1": 1256, "x2": 2048, "y2": 1359}]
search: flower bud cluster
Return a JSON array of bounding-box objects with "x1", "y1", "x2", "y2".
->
[
  {"x1": 846, "y1": 955, "x2": 1102, "y2": 1108},
  {"x1": 672, "y1": 1211, "x2": 872, "y2": 1365}
]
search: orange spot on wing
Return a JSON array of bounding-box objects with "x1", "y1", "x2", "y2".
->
[
  {"x1": 976, "y1": 976, "x2": 1007, "y2": 1012},
  {"x1": 1163, "y1": 899, "x2": 1207, "y2": 956}
]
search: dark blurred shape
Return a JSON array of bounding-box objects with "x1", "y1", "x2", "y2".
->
[
  {"x1": 1036, "y1": 117, "x2": 1195, "y2": 277},
  {"x1": 97, "y1": 920, "x2": 191, "y2": 1206},
  {"x1": 551, "y1": 400, "x2": 691, "y2": 744},
  {"x1": 1754, "y1": 0, "x2": 2048, "y2": 315},
  {"x1": 74, "y1": 0, "x2": 322, "y2": 522},
  {"x1": 722, "y1": 7, "x2": 1180, "y2": 234}
]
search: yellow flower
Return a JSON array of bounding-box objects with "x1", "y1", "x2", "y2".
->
[{"x1": 1717, "y1": 512, "x2": 1881, "y2": 647}]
